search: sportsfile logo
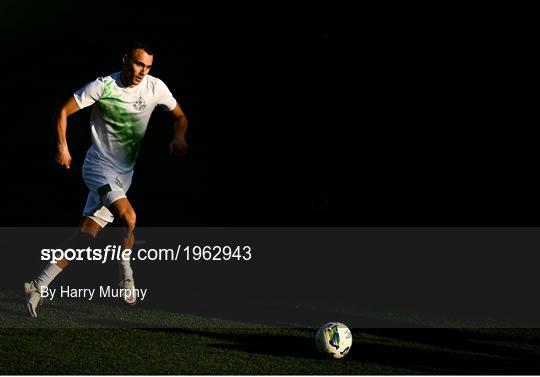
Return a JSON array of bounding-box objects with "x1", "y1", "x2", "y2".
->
[
  {"x1": 42, "y1": 245, "x2": 167, "y2": 264},
  {"x1": 41, "y1": 245, "x2": 132, "y2": 264}
]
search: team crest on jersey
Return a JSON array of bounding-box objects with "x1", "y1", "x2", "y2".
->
[{"x1": 134, "y1": 96, "x2": 146, "y2": 110}]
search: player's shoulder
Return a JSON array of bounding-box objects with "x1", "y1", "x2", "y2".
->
[
  {"x1": 143, "y1": 74, "x2": 170, "y2": 93},
  {"x1": 145, "y1": 74, "x2": 167, "y2": 87},
  {"x1": 85, "y1": 72, "x2": 118, "y2": 88}
]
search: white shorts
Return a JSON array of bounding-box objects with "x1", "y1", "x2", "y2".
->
[{"x1": 82, "y1": 151, "x2": 134, "y2": 228}]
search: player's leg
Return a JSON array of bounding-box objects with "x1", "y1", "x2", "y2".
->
[
  {"x1": 108, "y1": 197, "x2": 138, "y2": 305},
  {"x1": 25, "y1": 217, "x2": 103, "y2": 318},
  {"x1": 53, "y1": 216, "x2": 102, "y2": 269},
  {"x1": 109, "y1": 197, "x2": 136, "y2": 279},
  {"x1": 89, "y1": 163, "x2": 137, "y2": 304}
]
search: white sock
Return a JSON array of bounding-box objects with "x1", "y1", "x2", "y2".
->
[
  {"x1": 34, "y1": 263, "x2": 63, "y2": 290},
  {"x1": 119, "y1": 258, "x2": 133, "y2": 281}
]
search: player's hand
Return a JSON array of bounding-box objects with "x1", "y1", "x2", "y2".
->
[
  {"x1": 169, "y1": 138, "x2": 189, "y2": 157},
  {"x1": 55, "y1": 145, "x2": 72, "y2": 170}
]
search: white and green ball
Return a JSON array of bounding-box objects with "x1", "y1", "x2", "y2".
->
[{"x1": 315, "y1": 322, "x2": 353, "y2": 359}]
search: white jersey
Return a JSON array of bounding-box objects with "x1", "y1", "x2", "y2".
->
[{"x1": 73, "y1": 72, "x2": 177, "y2": 173}]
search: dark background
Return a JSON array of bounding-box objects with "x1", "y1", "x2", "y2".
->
[{"x1": 0, "y1": 1, "x2": 536, "y2": 227}]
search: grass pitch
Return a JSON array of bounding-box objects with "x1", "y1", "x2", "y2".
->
[{"x1": 1, "y1": 290, "x2": 540, "y2": 374}]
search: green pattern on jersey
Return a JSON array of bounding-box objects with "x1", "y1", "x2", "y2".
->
[{"x1": 98, "y1": 79, "x2": 144, "y2": 162}]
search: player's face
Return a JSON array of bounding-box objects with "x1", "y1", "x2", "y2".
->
[{"x1": 122, "y1": 48, "x2": 153, "y2": 86}]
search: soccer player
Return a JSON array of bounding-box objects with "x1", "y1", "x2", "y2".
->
[{"x1": 24, "y1": 41, "x2": 188, "y2": 317}]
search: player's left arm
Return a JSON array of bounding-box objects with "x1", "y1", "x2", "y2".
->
[{"x1": 168, "y1": 103, "x2": 189, "y2": 156}]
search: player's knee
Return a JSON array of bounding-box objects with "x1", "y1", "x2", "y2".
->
[
  {"x1": 80, "y1": 217, "x2": 102, "y2": 238},
  {"x1": 121, "y1": 210, "x2": 136, "y2": 232},
  {"x1": 57, "y1": 258, "x2": 69, "y2": 269}
]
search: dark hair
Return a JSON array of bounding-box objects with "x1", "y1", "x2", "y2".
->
[{"x1": 124, "y1": 40, "x2": 156, "y2": 57}]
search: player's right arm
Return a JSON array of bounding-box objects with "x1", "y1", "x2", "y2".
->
[{"x1": 55, "y1": 96, "x2": 81, "y2": 170}]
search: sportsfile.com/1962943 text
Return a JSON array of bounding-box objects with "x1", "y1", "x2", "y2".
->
[{"x1": 40, "y1": 244, "x2": 253, "y2": 264}]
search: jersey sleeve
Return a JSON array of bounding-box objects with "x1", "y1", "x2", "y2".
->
[
  {"x1": 155, "y1": 79, "x2": 177, "y2": 111},
  {"x1": 73, "y1": 77, "x2": 106, "y2": 109}
]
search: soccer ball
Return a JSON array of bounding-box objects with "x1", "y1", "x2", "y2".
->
[{"x1": 315, "y1": 322, "x2": 353, "y2": 359}]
